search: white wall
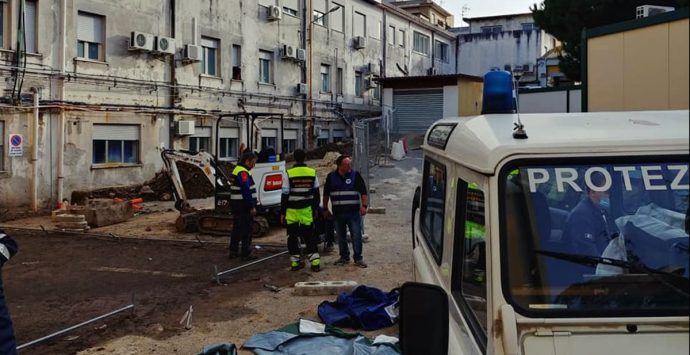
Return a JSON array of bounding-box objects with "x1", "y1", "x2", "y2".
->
[
  {"x1": 518, "y1": 88, "x2": 582, "y2": 113},
  {"x1": 442, "y1": 85, "x2": 458, "y2": 117}
]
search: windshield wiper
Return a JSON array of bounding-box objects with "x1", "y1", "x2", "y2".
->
[{"x1": 535, "y1": 249, "x2": 689, "y2": 298}]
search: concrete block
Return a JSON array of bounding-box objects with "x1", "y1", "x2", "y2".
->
[
  {"x1": 367, "y1": 207, "x2": 386, "y2": 214},
  {"x1": 293, "y1": 281, "x2": 357, "y2": 296},
  {"x1": 54, "y1": 214, "x2": 86, "y2": 223},
  {"x1": 68, "y1": 200, "x2": 133, "y2": 228}
]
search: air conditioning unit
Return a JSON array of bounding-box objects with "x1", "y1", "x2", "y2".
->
[
  {"x1": 297, "y1": 83, "x2": 308, "y2": 95},
  {"x1": 183, "y1": 44, "x2": 203, "y2": 62},
  {"x1": 129, "y1": 31, "x2": 155, "y2": 51},
  {"x1": 636, "y1": 5, "x2": 674, "y2": 18},
  {"x1": 365, "y1": 62, "x2": 378, "y2": 74},
  {"x1": 296, "y1": 48, "x2": 306, "y2": 62},
  {"x1": 426, "y1": 67, "x2": 438, "y2": 76},
  {"x1": 365, "y1": 75, "x2": 377, "y2": 89},
  {"x1": 176, "y1": 120, "x2": 195, "y2": 136},
  {"x1": 353, "y1": 36, "x2": 366, "y2": 50},
  {"x1": 267, "y1": 5, "x2": 282, "y2": 21},
  {"x1": 154, "y1": 36, "x2": 176, "y2": 55},
  {"x1": 282, "y1": 44, "x2": 296, "y2": 60}
]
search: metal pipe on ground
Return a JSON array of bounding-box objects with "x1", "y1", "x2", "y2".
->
[
  {"x1": 213, "y1": 250, "x2": 289, "y2": 284},
  {"x1": 17, "y1": 303, "x2": 134, "y2": 350}
]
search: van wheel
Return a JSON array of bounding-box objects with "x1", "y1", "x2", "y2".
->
[{"x1": 411, "y1": 186, "x2": 421, "y2": 248}]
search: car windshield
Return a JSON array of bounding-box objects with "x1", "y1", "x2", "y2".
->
[{"x1": 501, "y1": 159, "x2": 689, "y2": 316}]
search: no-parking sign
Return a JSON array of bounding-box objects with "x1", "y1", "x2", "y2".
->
[{"x1": 8, "y1": 134, "x2": 23, "y2": 157}]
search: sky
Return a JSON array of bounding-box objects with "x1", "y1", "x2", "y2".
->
[{"x1": 437, "y1": 0, "x2": 541, "y2": 25}]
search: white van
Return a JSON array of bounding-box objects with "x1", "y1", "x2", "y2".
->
[{"x1": 399, "y1": 110, "x2": 689, "y2": 355}]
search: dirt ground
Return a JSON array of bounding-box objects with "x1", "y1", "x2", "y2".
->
[{"x1": 1, "y1": 152, "x2": 422, "y2": 355}]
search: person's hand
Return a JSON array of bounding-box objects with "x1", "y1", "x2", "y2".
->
[
  {"x1": 324, "y1": 210, "x2": 332, "y2": 219},
  {"x1": 359, "y1": 206, "x2": 367, "y2": 216},
  {"x1": 280, "y1": 214, "x2": 286, "y2": 225},
  {"x1": 250, "y1": 208, "x2": 257, "y2": 217}
]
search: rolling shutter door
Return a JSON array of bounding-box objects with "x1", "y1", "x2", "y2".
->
[
  {"x1": 393, "y1": 89, "x2": 443, "y2": 134},
  {"x1": 93, "y1": 124, "x2": 139, "y2": 140}
]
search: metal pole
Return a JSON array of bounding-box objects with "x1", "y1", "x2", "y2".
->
[
  {"x1": 17, "y1": 304, "x2": 135, "y2": 350},
  {"x1": 213, "y1": 250, "x2": 288, "y2": 280}
]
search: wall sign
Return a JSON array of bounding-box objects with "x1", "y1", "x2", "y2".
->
[{"x1": 8, "y1": 134, "x2": 23, "y2": 157}]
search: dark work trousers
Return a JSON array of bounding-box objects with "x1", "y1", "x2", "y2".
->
[
  {"x1": 287, "y1": 223, "x2": 318, "y2": 256},
  {"x1": 315, "y1": 217, "x2": 336, "y2": 244},
  {"x1": 0, "y1": 274, "x2": 17, "y2": 355},
  {"x1": 230, "y1": 213, "x2": 253, "y2": 257}
]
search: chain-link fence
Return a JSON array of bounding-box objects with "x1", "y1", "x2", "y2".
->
[{"x1": 352, "y1": 116, "x2": 385, "y2": 205}]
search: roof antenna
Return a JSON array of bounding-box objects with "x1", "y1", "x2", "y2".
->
[{"x1": 512, "y1": 70, "x2": 528, "y2": 139}]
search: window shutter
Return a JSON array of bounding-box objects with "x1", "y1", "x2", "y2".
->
[
  {"x1": 93, "y1": 124, "x2": 139, "y2": 140},
  {"x1": 261, "y1": 128, "x2": 277, "y2": 138},
  {"x1": 78, "y1": 12, "x2": 103, "y2": 43},
  {"x1": 200, "y1": 37, "x2": 218, "y2": 49},
  {"x1": 284, "y1": 129, "x2": 298, "y2": 140},
  {"x1": 192, "y1": 127, "x2": 212, "y2": 137},
  {"x1": 220, "y1": 127, "x2": 239, "y2": 138},
  {"x1": 25, "y1": 0, "x2": 37, "y2": 53}
]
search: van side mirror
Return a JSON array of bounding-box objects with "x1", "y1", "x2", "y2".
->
[{"x1": 399, "y1": 282, "x2": 449, "y2": 355}]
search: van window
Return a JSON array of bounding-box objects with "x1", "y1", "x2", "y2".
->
[
  {"x1": 501, "y1": 159, "x2": 689, "y2": 317},
  {"x1": 421, "y1": 159, "x2": 446, "y2": 262},
  {"x1": 452, "y1": 180, "x2": 488, "y2": 351}
]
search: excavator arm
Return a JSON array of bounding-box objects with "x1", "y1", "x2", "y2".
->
[{"x1": 160, "y1": 149, "x2": 218, "y2": 212}]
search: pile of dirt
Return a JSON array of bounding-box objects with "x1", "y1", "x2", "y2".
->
[
  {"x1": 144, "y1": 160, "x2": 236, "y2": 201},
  {"x1": 319, "y1": 151, "x2": 342, "y2": 167},
  {"x1": 285, "y1": 140, "x2": 353, "y2": 162}
]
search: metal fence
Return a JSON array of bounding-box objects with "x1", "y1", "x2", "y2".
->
[{"x1": 352, "y1": 116, "x2": 385, "y2": 204}]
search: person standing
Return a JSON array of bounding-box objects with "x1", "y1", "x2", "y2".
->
[
  {"x1": 323, "y1": 155, "x2": 369, "y2": 268},
  {"x1": 229, "y1": 151, "x2": 258, "y2": 260},
  {"x1": 281, "y1": 149, "x2": 322, "y2": 272},
  {"x1": 0, "y1": 229, "x2": 18, "y2": 355}
]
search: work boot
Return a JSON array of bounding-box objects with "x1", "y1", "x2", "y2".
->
[
  {"x1": 354, "y1": 259, "x2": 368, "y2": 268},
  {"x1": 310, "y1": 256, "x2": 321, "y2": 272},
  {"x1": 291, "y1": 260, "x2": 305, "y2": 271},
  {"x1": 334, "y1": 258, "x2": 349, "y2": 266},
  {"x1": 228, "y1": 250, "x2": 240, "y2": 259}
]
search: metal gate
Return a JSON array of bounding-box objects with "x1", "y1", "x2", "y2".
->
[
  {"x1": 352, "y1": 120, "x2": 370, "y2": 195},
  {"x1": 393, "y1": 89, "x2": 444, "y2": 134}
]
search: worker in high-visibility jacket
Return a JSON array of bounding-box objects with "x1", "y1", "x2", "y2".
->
[
  {"x1": 0, "y1": 229, "x2": 18, "y2": 355},
  {"x1": 281, "y1": 149, "x2": 322, "y2": 272},
  {"x1": 229, "y1": 151, "x2": 258, "y2": 260}
]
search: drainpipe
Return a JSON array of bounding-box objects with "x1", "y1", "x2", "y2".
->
[
  {"x1": 56, "y1": 0, "x2": 66, "y2": 205},
  {"x1": 30, "y1": 87, "x2": 39, "y2": 211},
  {"x1": 300, "y1": 0, "x2": 307, "y2": 149},
  {"x1": 169, "y1": 0, "x2": 176, "y2": 149},
  {"x1": 306, "y1": 0, "x2": 314, "y2": 149}
]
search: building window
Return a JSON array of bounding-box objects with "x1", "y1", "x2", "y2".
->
[
  {"x1": 331, "y1": 3, "x2": 344, "y2": 32},
  {"x1": 413, "y1": 31, "x2": 430, "y2": 56},
  {"x1": 283, "y1": 129, "x2": 298, "y2": 153},
  {"x1": 399, "y1": 29, "x2": 405, "y2": 48},
  {"x1": 313, "y1": 10, "x2": 325, "y2": 26},
  {"x1": 353, "y1": 12, "x2": 366, "y2": 37},
  {"x1": 219, "y1": 127, "x2": 240, "y2": 160},
  {"x1": 189, "y1": 127, "x2": 212, "y2": 153},
  {"x1": 25, "y1": 0, "x2": 38, "y2": 53},
  {"x1": 283, "y1": 0, "x2": 299, "y2": 17},
  {"x1": 0, "y1": 1, "x2": 6, "y2": 48},
  {"x1": 201, "y1": 36, "x2": 219, "y2": 76},
  {"x1": 336, "y1": 67, "x2": 343, "y2": 95},
  {"x1": 77, "y1": 11, "x2": 105, "y2": 61},
  {"x1": 320, "y1": 64, "x2": 330, "y2": 93},
  {"x1": 332, "y1": 129, "x2": 345, "y2": 143},
  {"x1": 421, "y1": 158, "x2": 446, "y2": 262},
  {"x1": 261, "y1": 129, "x2": 277, "y2": 150},
  {"x1": 354, "y1": 71, "x2": 363, "y2": 97},
  {"x1": 388, "y1": 25, "x2": 396, "y2": 45},
  {"x1": 0, "y1": 121, "x2": 4, "y2": 170},
  {"x1": 434, "y1": 40, "x2": 449, "y2": 63},
  {"x1": 232, "y1": 44, "x2": 242, "y2": 80},
  {"x1": 92, "y1": 125, "x2": 140, "y2": 164},
  {"x1": 521, "y1": 23, "x2": 537, "y2": 31},
  {"x1": 481, "y1": 25, "x2": 502, "y2": 34},
  {"x1": 317, "y1": 129, "x2": 329, "y2": 146},
  {"x1": 259, "y1": 50, "x2": 272, "y2": 84}
]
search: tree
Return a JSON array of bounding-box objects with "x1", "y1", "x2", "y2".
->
[{"x1": 532, "y1": 0, "x2": 688, "y2": 81}]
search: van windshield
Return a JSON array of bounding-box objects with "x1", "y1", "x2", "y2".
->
[{"x1": 501, "y1": 159, "x2": 689, "y2": 316}]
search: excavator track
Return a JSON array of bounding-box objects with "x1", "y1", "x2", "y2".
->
[{"x1": 175, "y1": 209, "x2": 271, "y2": 238}]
